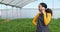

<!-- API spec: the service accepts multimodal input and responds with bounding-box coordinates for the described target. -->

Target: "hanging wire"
[16,7,17,18]
[12,7,13,19]
[19,8,21,18]
[0,5,2,18]
[6,5,7,19]
[19,7,22,18]
[16,7,18,18]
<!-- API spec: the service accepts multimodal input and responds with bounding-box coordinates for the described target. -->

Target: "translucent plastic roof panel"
[16,0,36,7]
[0,0,36,8]
[10,0,23,5]
[0,0,2,2]
[16,0,28,6]
[18,0,35,7]
[2,0,13,4]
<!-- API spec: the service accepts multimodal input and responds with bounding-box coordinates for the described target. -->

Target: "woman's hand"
[42,7,45,14]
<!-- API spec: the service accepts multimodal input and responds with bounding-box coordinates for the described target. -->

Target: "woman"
[32,3,52,32]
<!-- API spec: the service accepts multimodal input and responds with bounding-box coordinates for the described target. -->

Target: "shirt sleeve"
[43,12,52,26]
[32,13,40,26]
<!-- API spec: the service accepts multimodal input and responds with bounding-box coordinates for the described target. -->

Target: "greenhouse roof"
[0,0,36,8]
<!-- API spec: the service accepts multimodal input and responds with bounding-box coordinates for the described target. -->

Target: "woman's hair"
[46,8,52,16]
[40,3,47,8]
[40,3,52,16]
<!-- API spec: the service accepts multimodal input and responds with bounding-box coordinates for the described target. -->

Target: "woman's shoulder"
[36,12,40,16]
[47,13,51,14]
[47,13,52,16]
[37,12,40,15]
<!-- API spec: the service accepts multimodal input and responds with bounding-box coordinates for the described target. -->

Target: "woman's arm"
[32,13,40,26]
[43,12,51,26]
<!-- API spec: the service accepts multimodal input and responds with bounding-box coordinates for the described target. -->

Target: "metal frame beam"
[8,0,14,4]
[14,0,23,5]
[0,2,21,8]
[1,0,4,2]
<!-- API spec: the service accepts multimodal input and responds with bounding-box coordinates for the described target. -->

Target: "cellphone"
[42,7,45,10]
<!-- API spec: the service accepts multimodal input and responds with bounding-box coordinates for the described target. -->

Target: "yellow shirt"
[32,12,51,26]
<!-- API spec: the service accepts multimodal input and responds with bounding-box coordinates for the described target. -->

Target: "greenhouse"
[0,0,60,32]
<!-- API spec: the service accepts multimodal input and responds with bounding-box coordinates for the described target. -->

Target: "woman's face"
[38,4,43,12]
